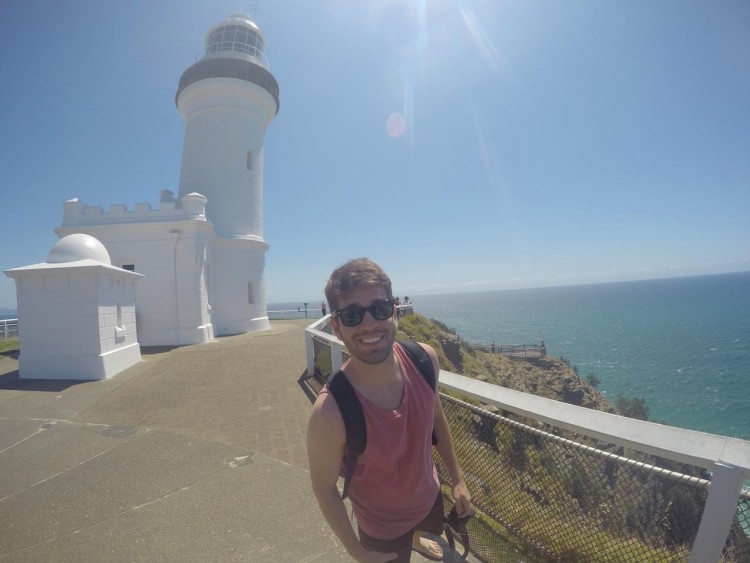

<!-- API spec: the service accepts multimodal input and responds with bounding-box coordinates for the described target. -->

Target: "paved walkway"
[0,320,472,562]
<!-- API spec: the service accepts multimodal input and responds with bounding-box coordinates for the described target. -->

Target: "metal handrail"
[1,318,18,339]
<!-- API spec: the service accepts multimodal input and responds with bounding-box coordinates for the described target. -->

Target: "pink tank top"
[342,343,440,539]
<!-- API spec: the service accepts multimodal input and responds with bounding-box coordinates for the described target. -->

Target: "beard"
[344,321,397,366]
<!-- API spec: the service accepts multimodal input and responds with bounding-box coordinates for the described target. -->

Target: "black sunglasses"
[332,299,395,327]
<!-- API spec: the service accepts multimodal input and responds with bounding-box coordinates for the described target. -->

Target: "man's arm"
[421,344,472,516]
[307,392,396,562]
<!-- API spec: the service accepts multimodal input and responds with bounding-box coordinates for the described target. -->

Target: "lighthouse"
[176,13,280,335]
[49,14,280,346]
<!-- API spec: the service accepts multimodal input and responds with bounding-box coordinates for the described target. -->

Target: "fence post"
[331,341,344,374]
[688,462,744,563]
[305,331,315,378]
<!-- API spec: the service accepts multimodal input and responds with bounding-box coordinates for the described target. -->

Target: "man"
[307,258,471,562]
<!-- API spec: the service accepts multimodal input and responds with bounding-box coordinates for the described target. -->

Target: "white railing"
[397,304,414,317]
[1,319,18,339]
[271,304,412,322]
[268,309,314,320]
[304,316,750,562]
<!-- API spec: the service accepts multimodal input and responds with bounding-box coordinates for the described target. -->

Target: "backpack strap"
[327,340,439,499]
[396,339,436,392]
[397,339,439,445]
[327,369,365,500]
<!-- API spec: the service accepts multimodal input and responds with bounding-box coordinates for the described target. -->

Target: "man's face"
[331,285,397,366]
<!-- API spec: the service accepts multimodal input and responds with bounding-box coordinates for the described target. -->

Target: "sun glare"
[459,5,501,72]
[370,0,510,149]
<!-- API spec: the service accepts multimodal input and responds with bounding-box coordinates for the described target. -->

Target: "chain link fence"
[437,394,750,562]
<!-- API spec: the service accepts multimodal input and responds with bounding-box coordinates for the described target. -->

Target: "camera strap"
[444,505,471,559]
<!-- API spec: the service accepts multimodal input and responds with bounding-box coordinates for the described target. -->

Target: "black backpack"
[326,339,437,499]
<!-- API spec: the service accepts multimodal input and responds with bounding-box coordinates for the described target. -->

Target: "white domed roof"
[47,234,112,265]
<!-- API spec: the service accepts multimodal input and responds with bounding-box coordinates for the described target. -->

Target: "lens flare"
[386,112,406,138]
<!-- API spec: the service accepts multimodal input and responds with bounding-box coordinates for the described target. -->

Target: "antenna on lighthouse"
[239,4,259,18]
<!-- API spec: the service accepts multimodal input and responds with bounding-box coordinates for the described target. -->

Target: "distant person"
[307,258,471,562]
[321,301,327,316]
[404,296,410,306]
[394,296,401,319]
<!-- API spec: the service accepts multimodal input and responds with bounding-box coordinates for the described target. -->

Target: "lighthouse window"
[246,151,254,170]
[248,281,255,304]
[206,25,264,60]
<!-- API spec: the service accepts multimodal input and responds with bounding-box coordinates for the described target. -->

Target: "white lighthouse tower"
[176,13,279,335]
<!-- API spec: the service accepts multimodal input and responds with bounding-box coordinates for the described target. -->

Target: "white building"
[54,13,280,347]
[5,234,143,380]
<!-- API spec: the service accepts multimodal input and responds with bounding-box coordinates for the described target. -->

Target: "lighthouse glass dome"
[204,14,269,68]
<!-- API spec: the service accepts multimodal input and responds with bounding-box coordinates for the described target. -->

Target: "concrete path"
[0,320,472,562]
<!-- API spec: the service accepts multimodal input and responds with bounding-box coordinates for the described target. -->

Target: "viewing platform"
[470,341,546,359]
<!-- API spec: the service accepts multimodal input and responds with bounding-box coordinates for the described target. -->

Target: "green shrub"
[615,394,650,421]
[586,373,601,387]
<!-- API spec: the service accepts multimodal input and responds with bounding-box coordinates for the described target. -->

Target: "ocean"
[409,271,750,441]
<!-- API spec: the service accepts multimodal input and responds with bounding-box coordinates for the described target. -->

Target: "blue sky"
[1,0,748,309]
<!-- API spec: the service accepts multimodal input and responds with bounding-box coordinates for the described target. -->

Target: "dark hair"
[324,258,393,312]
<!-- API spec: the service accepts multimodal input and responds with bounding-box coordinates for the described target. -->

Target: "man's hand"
[452,479,472,517]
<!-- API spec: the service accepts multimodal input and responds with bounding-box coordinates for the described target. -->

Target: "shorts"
[357,491,444,562]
